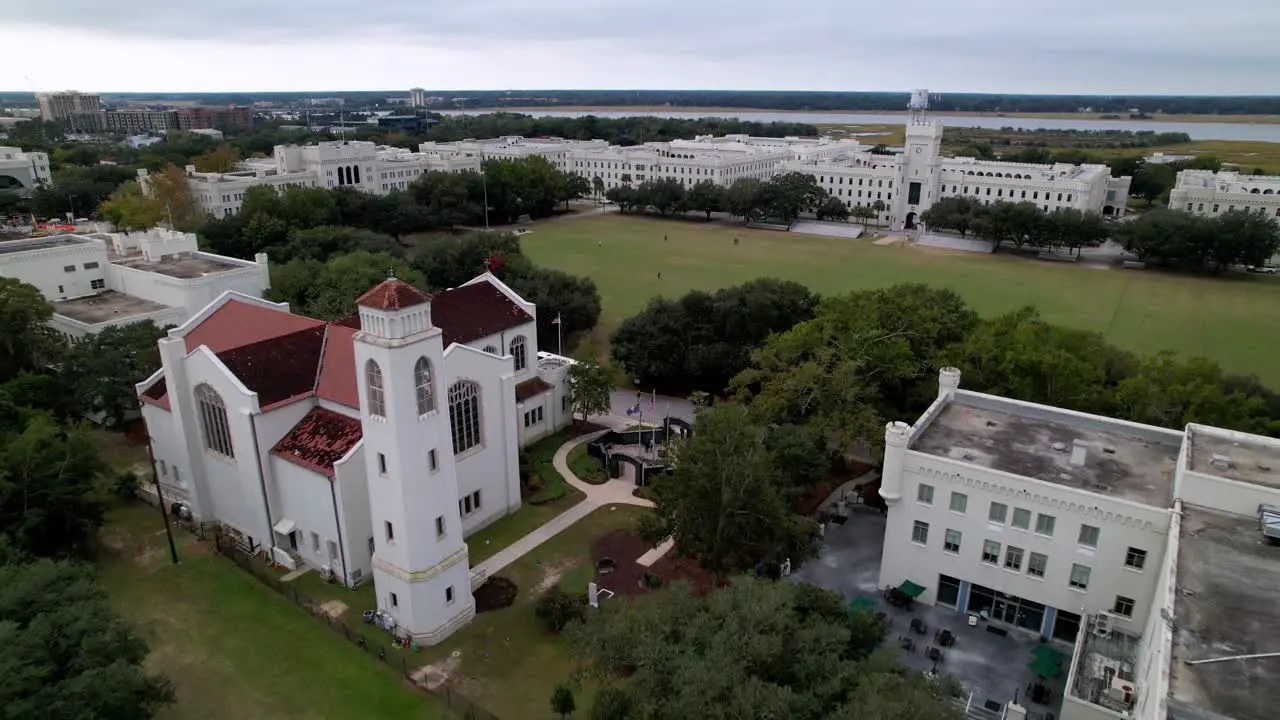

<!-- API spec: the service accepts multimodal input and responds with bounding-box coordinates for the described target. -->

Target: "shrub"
[642,572,663,589]
[112,471,139,500]
[474,576,518,613]
[525,474,544,493]
[535,587,587,633]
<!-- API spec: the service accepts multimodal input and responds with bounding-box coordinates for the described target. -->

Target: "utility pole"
[482,168,490,229]
[142,418,179,565]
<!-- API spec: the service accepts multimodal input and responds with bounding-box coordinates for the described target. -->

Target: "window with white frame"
[365,359,386,417]
[1078,524,1100,548]
[1113,596,1135,617]
[949,492,968,513]
[449,380,482,454]
[1004,545,1024,571]
[982,540,1001,564]
[1027,552,1047,578]
[1125,547,1147,570]
[194,383,234,457]
[1035,513,1056,536]
[1011,507,1031,530]
[482,345,498,354]
[917,483,934,504]
[414,357,435,414]
[988,502,1007,524]
[944,529,961,553]
[510,335,527,371]
[911,520,929,545]
[1069,563,1091,590]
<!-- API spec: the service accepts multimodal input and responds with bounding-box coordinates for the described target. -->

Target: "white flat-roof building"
[419,136,610,173]
[1169,170,1280,224]
[0,228,269,339]
[876,367,1280,720]
[0,146,51,196]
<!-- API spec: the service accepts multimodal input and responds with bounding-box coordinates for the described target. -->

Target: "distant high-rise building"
[35,91,102,121]
[410,88,427,108]
[175,105,253,131]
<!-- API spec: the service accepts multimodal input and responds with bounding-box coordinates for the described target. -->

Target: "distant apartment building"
[101,110,180,134]
[409,88,427,107]
[1169,170,1280,224]
[36,91,102,121]
[0,228,269,339]
[0,146,52,196]
[175,105,253,131]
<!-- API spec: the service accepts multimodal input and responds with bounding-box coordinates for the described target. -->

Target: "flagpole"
[557,315,563,357]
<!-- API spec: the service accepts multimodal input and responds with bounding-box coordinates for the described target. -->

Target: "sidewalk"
[472,431,656,577]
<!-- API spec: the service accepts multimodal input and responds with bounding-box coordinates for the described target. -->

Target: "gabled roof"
[356,278,432,311]
[183,298,325,354]
[515,377,553,402]
[217,326,327,409]
[270,407,363,478]
[432,281,534,346]
[316,324,358,408]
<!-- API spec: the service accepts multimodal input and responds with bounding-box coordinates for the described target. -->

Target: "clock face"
[914,146,922,154]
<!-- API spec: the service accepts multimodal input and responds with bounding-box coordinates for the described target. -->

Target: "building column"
[956,580,970,615]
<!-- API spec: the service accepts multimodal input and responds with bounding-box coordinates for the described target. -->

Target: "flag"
[551,314,561,325]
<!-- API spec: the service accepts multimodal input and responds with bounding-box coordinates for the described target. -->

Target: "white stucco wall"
[269,454,346,570]
[334,444,373,585]
[0,240,108,300]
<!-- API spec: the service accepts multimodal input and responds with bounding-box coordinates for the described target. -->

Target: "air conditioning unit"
[1107,679,1135,706]
[1094,613,1113,637]
[320,565,334,581]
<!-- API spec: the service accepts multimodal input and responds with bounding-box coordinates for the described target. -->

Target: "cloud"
[2,0,1278,93]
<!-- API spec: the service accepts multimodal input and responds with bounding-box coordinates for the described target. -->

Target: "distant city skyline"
[2,0,1278,95]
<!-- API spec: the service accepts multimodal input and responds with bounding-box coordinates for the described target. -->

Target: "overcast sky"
[2,0,1278,95]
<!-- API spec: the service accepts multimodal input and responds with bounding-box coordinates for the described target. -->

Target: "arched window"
[365,359,386,417]
[1251,188,1260,194]
[414,357,435,415]
[482,345,498,354]
[509,335,527,372]
[354,165,361,184]
[1265,189,1275,195]
[449,381,482,454]
[195,384,234,457]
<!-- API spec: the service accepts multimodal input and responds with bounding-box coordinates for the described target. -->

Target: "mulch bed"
[590,530,716,599]
[795,462,879,516]
[474,576,518,613]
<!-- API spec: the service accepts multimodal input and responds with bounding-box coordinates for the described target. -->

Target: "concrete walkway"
[472,430,657,577]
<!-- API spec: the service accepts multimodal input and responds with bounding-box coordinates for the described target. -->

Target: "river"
[437,109,1280,143]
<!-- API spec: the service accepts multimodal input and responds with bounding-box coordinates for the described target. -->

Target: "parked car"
[1247,266,1279,275]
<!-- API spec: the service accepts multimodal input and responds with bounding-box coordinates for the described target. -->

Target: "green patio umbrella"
[1032,643,1066,664]
[896,580,926,598]
[1029,653,1064,680]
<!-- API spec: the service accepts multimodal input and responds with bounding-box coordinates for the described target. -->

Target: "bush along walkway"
[473,431,655,577]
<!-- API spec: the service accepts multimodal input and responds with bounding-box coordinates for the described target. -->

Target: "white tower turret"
[878,421,913,505]
[354,277,475,644]
[900,88,943,230]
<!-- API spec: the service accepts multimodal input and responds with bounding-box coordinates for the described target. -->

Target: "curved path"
[473,430,659,577]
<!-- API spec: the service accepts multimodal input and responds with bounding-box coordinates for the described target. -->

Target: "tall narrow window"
[449,380,482,454]
[414,357,435,414]
[509,335,527,372]
[194,384,234,457]
[353,165,361,184]
[365,359,386,417]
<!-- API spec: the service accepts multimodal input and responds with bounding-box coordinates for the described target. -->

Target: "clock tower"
[900,89,943,229]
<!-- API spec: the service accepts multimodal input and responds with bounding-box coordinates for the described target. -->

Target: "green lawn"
[567,442,607,484]
[521,213,1280,386]
[96,503,447,720]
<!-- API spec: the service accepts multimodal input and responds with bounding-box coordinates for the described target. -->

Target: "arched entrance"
[904,212,918,230]
[1102,205,1115,217]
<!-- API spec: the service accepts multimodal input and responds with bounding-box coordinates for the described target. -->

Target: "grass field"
[521,213,1280,386]
[97,503,447,720]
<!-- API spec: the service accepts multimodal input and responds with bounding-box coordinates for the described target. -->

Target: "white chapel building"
[136,273,573,642]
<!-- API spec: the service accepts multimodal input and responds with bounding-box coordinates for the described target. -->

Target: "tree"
[639,405,815,580]
[0,278,58,381]
[191,144,241,173]
[815,196,850,222]
[1209,208,1280,272]
[766,172,826,223]
[410,231,530,290]
[278,184,340,229]
[0,413,107,558]
[0,559,174,720]
[725,178,766,221]
[636,179,685,216]
[267,252,424,320]
[591,175,606,203]
[869,199,888,228]
[851,204,877,227]
[409,171,481,230]
[550,683,577,719]
[920,196,982,238]
[1113,208,1279,272]
[564,174,591,208]
[611,278,818,394]
[270,226,401,264]
[144,164,201,230]
[568,577,955,720]
[567,362,613,424]
[98,180,161,231]
[684,180,726,220]
[62,321,166,426]
[1130,161,1176,206]
[765,424,834,499]
[604,185,640,213]
[1114,352,1273,434]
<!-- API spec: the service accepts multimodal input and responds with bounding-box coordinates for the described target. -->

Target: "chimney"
[1070,440,1088,467]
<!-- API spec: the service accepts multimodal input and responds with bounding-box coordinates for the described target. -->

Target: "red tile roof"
[184,299,324,355]
[270,407,363,477]
[140,376,170,410]
[355,279,432,311]
[433,282,533,346]
[316,324,358,409]
[217,326,327,409]
[515,377,553,402]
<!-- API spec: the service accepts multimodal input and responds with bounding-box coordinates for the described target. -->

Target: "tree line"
[606,172,885,226]
[920,197,1111,252]
[0,276,174,719]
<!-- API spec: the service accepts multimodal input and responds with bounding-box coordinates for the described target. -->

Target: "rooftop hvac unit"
[1260,504,1280,542]
[1107,678,1135,706]
[1093,613,1113,638]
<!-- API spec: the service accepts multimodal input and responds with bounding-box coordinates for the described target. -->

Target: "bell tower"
[900,89,943,229]
[353,277,475,644]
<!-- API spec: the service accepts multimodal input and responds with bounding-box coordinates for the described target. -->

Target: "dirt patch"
[317,600,348,619]
[411,651,462,690]
[590,529,715,599]
[534,560,574,593]
[473,576,518,613]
